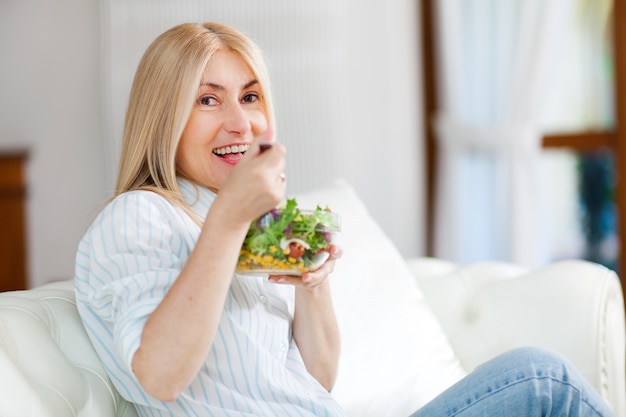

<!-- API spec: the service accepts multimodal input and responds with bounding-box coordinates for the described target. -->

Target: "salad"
[236,199,341,275]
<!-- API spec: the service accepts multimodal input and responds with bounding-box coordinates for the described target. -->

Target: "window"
[420,0,625,298]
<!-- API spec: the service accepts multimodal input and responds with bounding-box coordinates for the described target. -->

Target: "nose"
[222,103,251,136]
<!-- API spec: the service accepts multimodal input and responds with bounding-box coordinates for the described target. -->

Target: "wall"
[0,0,109,287]
[0,0,425,287]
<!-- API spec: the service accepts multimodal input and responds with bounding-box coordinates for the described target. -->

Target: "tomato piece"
[288,241,306,259]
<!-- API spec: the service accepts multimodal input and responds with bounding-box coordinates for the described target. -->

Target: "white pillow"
[293,179,467,417]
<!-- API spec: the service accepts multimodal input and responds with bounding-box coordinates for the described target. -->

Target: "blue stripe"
[206,355,226,408]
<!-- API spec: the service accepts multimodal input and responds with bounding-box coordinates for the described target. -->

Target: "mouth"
[212,144,250,161]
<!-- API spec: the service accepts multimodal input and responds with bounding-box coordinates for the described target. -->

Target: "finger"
[267,275,296,285]
[304,258,336,281]
[328,245,343,260]
[268,271,322,287]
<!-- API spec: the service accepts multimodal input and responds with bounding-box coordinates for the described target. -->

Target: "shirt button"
[279,342,286,352]
[259,295,267,304]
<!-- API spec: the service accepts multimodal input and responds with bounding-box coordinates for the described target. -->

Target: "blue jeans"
[409,347,616,417]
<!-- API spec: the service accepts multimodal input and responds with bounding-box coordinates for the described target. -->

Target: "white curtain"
[432,0,567,267]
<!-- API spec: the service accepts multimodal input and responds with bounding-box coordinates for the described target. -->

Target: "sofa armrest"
[0,280,139,417]
[407,258,626,417]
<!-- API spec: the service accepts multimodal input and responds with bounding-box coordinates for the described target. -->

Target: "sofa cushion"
[294,179,467,417]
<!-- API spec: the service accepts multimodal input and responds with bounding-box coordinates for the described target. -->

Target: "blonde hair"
[115,22,274,212]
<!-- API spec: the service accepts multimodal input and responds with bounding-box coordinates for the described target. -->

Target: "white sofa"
[0,180,624,417]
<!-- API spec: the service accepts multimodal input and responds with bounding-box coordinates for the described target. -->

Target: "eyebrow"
[200,79,259,91]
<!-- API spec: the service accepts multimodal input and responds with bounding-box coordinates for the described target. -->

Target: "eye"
[197,95,218,106]
[242,93,260,104]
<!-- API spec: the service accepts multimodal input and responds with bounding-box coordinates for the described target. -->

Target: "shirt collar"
[177,177,216,219]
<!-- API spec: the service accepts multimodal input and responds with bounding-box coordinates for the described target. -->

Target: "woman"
[75,21,343,416]
[75,21,615,417]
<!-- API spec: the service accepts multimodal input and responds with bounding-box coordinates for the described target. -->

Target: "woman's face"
[177,49,269,192]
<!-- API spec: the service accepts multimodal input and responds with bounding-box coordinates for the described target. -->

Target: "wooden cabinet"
[0,151,28,291]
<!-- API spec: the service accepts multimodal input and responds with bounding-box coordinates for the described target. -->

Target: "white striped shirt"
[74,178,345,417]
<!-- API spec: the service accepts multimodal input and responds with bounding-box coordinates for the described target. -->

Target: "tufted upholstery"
[408,258,626,417]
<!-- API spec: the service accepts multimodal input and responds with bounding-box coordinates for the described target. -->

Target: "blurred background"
[0,0,619,289]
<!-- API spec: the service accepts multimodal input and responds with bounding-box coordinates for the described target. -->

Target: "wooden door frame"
[420,0,626,300]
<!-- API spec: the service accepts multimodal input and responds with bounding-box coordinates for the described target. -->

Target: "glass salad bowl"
[236,199,341,276]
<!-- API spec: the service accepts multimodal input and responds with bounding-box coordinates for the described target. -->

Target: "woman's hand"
[217,129,287,225]
[268,244,343,289]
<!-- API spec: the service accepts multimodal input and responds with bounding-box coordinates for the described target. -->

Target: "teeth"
[213,144,250,155]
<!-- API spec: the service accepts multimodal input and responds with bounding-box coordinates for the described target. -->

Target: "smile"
[212,144,250,156]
